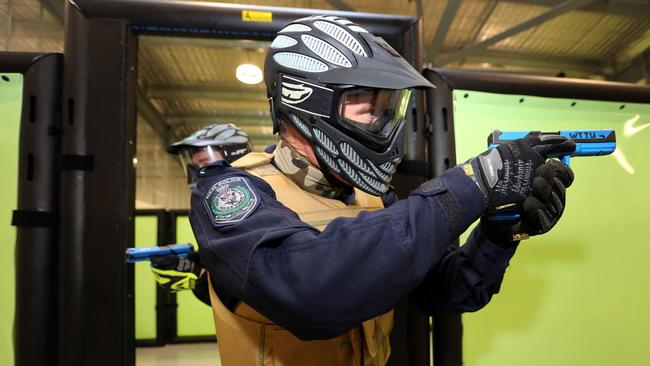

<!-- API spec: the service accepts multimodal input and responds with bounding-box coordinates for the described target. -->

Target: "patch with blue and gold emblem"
[203,176,259,226]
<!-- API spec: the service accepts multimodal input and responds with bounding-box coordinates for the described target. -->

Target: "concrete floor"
[137,343,221,366]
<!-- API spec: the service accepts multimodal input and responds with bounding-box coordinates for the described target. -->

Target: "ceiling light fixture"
[236,64,263,85]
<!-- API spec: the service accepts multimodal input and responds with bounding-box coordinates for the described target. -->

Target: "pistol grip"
[561,155,571,166]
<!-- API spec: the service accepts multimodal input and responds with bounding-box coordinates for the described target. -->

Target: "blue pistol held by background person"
[488,129,616,222]
[125,243,193,263]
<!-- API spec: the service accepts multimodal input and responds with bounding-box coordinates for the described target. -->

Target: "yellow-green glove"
[150,252,202,292]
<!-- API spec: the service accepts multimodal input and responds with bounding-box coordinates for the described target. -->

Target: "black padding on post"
[60,154,94,171]
[12,210,57,228]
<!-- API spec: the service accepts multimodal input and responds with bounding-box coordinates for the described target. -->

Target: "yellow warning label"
[242,10,273,23]
[512,233,530,241]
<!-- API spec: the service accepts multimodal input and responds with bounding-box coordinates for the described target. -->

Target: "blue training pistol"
[125,243,194,263]
[487,129,616,221]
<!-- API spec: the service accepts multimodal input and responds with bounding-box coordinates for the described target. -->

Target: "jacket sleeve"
[189,161,512,340]
[412,225,517,314]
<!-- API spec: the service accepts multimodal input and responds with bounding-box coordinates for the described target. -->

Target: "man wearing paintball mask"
[189,15,575,365]
[149,123,252,304]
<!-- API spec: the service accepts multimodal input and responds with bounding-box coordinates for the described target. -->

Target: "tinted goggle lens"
[338,88,412,139]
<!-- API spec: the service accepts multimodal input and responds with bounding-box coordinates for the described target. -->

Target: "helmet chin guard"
[283,109,403,196]
[265,15,434,196]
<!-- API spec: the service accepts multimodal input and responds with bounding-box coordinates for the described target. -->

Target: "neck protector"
[273,138,345,199]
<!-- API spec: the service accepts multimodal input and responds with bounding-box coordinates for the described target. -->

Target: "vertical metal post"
[403,18,427,162]
[13,53,62,366]
[387,19,431,366]
[424,69,462,366]
[58,6,88,364]
[60,2,137,365]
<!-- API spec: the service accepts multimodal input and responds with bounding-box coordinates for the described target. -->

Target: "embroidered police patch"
[203,176,259,226]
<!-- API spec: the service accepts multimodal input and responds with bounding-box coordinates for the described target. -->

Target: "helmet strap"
[269,97,281,135]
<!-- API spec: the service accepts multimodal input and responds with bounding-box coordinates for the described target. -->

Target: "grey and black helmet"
[168,123,253,186]
[264,15,434,196]
[168,123,252,162]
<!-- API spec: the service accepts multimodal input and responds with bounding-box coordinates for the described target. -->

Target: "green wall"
[134,216,159,340]
[1,73,23,366]
[175,215,215,337]
[133,214,215,340]
[455,91,650,365]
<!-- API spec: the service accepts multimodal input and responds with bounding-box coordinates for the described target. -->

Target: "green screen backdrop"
[134,216,159,340]
[455,90,650,366]
[1,73,23,366]
[175,215,215,337]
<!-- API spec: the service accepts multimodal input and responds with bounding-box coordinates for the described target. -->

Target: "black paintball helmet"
[168,123,253,185]
[264,15,434,196]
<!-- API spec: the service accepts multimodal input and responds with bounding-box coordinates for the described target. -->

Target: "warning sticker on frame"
[242,10,273,23]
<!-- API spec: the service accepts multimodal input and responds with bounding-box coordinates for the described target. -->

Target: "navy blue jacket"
[189,161,517,340]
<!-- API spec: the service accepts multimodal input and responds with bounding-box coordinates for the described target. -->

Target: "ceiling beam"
[438,0,600,66]
[426,0,462,64]
[167,117,272,126]
[465,0,499,47]
[183,124,273,136]
[325,0,355,12]
[166,112,272,126]
[606,0,650,20]
[166,110,270,118]
[441,47,610,76]
[39,0,64,23]
[144,85,268,102]
[137,91,178,145]
[611,47,650,84]
[502,0,650,20]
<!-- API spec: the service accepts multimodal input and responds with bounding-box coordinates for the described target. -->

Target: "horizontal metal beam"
[439,0,599,65]
[503,0,650,20]
[144,85,268,102]
[72,0,416,39]
[426,0,462,63]
[428,67,650,103]
[140,35,270,50]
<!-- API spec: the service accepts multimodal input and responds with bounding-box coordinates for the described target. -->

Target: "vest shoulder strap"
[232,152,273,170]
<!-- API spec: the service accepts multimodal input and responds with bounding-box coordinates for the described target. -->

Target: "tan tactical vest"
[207,152,394,366]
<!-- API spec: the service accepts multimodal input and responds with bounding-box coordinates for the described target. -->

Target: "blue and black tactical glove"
[461,134,576,211]
[150,252,202,293]
[480,159,575,244]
